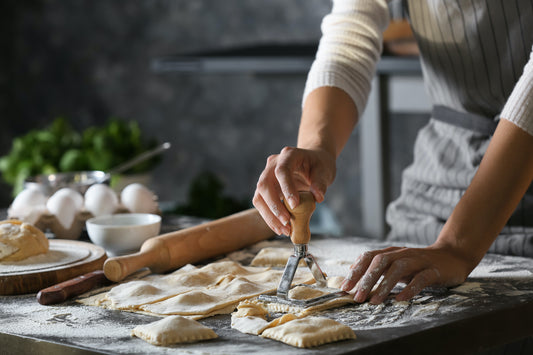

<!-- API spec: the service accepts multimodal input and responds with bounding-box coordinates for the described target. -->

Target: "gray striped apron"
[385,0,533,257]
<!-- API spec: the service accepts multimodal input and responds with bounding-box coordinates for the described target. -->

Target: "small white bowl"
[86,213,161,256]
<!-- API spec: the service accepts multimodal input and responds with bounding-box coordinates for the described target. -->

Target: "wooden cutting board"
[0,239,106,295]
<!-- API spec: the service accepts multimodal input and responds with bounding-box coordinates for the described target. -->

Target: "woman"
[253,0,533,304]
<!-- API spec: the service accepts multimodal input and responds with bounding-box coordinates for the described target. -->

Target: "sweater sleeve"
[500,46,533,136]
[302,0,390,116]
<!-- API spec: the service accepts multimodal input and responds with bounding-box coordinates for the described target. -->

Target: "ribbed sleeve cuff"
[500,49,533,136]
[303,61,371,116]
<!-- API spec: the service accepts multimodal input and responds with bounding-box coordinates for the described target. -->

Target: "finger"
[255,157,291,234]
[341,247,404,292]
[308,166,332,204]
[370,258,416,304]
[309,184,326,204]
[353,253,393,303]
[395,268,441,302]
[341,251,374,292]
[252,192,287,236]
[256,178,290,229]
[274,147,301,209]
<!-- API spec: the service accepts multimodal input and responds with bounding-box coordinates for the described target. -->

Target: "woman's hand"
[340,244,474,304]
[253,146,336,236]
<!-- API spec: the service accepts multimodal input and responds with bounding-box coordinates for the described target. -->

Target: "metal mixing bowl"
[24,170,110,196]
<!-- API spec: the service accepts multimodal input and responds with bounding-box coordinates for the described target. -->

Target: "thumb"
[309,181,328,203]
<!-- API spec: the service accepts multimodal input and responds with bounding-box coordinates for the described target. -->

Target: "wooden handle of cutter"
[103,208,274,282]
[284,191,316,244]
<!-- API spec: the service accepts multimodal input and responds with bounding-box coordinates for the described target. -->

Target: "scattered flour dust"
[248,238,533,330]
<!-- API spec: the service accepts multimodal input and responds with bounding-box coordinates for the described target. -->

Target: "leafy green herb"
[173,171,250,219]
[0,117,160,195]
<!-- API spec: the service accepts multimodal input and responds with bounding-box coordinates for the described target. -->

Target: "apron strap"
[432,105,498,136]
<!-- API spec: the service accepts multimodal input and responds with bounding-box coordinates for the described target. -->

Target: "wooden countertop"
[1,236,532,354]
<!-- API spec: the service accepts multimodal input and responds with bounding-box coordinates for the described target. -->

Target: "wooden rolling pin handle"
[103,246,165,282]
[284,191,316,245]
[104,208,274,282]
[36,270,111,305]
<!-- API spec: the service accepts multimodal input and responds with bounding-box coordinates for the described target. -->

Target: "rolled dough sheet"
[80,260,314,319]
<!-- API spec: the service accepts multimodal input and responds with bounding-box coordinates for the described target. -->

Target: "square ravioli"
[261,316,356,348]
[131,315,217,346]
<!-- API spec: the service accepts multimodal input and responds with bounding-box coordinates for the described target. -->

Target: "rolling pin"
[104,208,275,282]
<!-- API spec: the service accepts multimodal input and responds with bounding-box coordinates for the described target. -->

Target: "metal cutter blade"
[258,244,347,307]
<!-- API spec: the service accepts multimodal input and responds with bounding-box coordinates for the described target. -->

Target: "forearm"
[297,87,358,158]
[434,119,533,268]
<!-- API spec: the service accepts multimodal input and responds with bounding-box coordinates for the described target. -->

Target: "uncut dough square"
[131,315,217,346]
[261,316,356,348]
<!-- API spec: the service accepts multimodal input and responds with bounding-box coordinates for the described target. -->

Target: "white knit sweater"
[303,0,533,137]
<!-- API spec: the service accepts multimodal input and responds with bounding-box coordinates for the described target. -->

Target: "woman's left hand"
[340,245,474,304]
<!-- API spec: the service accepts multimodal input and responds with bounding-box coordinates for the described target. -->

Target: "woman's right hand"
[253,146,336,236]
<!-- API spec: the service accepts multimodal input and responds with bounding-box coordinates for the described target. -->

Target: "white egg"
[46,191,78,229]
[84,184,119,217]
[120,183,158,214]
[52,188,84,211]
[9,188,47,216]
[8,188,48,224]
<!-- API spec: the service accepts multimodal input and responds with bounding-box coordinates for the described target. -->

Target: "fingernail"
[354,290,365,303]
[280,215,289,226]
[287,194,297,209]
[340,280,351,292]
[369,296,382,305]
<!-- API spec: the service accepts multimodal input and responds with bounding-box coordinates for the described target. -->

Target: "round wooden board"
[0,239,107,295]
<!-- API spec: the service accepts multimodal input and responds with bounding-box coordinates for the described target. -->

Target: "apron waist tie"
[432,105,498,136]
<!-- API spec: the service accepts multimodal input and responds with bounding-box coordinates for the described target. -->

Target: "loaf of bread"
[0,220,49,262]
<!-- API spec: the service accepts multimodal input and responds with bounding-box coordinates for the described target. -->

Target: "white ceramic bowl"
[86,213,161,256]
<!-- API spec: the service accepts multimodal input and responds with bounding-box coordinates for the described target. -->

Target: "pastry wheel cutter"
[258,192,347,308]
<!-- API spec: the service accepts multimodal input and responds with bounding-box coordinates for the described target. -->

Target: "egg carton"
[8,183,161,240]
[8,205,161,240]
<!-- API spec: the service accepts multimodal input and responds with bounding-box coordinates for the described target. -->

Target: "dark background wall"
[0,0,428,236]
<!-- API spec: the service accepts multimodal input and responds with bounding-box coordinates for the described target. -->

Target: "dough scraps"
[80,260,314,319]
[231,276,357,347]
[250,247,305,267]
[260,276,355,317]
[0,220,48,262]
[230,300,299,335]
[131,315,217,346]
[261,316,356,348]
